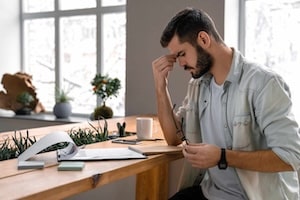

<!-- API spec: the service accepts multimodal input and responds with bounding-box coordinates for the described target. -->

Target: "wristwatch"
[218,148,228,170]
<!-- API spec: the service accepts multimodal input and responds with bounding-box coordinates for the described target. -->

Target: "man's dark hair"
[160,8,223,47]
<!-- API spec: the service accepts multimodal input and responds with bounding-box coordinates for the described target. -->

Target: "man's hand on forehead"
[163,54,177,63]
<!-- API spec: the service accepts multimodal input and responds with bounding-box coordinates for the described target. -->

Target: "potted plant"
[15,91,34,115]
[53,89,73,118]
[91,74,121,119]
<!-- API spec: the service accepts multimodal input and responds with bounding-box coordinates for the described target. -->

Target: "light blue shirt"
[176,49,300,200]
[201,78,248,200]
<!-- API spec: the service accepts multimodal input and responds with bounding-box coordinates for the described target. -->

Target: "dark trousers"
[169,186,208,200]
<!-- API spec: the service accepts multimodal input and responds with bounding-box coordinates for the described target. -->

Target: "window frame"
[19,0,126,116]
[238,0,246,55]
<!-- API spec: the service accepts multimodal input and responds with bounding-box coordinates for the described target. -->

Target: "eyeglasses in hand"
[172,104,189,145]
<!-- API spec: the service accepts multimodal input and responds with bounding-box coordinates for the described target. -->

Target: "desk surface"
[0,115,183,200]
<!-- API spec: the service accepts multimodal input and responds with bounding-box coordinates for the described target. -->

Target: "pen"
[112,139,141,145]
[136,138,164,141]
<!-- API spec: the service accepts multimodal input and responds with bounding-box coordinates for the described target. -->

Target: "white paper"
[18,131,78,162]
[17,131,146,168]
[57,148,147,161]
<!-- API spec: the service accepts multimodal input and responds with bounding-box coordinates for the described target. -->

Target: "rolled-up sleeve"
[255,75,300,171]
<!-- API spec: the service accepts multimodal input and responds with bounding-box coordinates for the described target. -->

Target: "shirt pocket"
[232,115,252,150]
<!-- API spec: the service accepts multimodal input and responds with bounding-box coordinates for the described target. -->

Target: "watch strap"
[218,148,228,170]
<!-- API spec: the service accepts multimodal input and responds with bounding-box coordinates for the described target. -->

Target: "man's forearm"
[156,88,181,146]
[227,149,293,172]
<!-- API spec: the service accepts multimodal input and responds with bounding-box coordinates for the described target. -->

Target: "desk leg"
[136,163,168,200]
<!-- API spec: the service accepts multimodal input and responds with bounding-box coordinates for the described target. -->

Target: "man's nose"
[177,57,186,67]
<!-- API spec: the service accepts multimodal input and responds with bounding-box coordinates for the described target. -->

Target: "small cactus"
[117,122,126,137]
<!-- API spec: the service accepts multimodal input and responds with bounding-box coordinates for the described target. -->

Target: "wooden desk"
[0,116,183,200]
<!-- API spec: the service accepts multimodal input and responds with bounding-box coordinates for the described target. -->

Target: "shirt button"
[224,124,228,128]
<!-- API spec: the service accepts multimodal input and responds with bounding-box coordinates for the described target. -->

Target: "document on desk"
[57,147,147,161]
[17,131,146,169]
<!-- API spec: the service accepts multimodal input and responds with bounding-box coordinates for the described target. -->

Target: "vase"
[53,102,72,118]
[94,103,113,119]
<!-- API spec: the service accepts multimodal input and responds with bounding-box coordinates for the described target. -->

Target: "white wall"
[126,0,225,116]
[0,0,20,91]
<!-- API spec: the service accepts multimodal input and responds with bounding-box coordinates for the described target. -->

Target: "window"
[242,0,300,122]
[21,0,126,116]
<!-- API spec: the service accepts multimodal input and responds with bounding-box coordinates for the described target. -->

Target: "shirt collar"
[225,48,244,84]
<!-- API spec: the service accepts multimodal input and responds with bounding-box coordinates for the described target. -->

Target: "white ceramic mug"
[136,117,153,140]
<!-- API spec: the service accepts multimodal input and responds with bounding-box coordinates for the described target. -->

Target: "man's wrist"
[218,148,228,170]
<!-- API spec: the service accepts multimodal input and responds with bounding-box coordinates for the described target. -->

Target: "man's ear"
[197,31,211,48]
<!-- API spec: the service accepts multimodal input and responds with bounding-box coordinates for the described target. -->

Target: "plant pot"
[94,104,113,119]
[53,102,72,118]
[15,107,32,115]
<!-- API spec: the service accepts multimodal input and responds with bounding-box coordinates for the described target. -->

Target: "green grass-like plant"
[0,139,17,160]
[0,118,110,161]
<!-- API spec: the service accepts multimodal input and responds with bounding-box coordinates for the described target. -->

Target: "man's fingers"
[153,54,177,67]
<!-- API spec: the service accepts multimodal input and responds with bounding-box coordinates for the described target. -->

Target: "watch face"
[218,162,227,169]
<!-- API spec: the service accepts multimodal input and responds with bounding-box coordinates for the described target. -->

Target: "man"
[152,8,300,200]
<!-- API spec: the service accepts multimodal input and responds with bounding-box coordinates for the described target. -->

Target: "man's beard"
[184,45,213,79]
